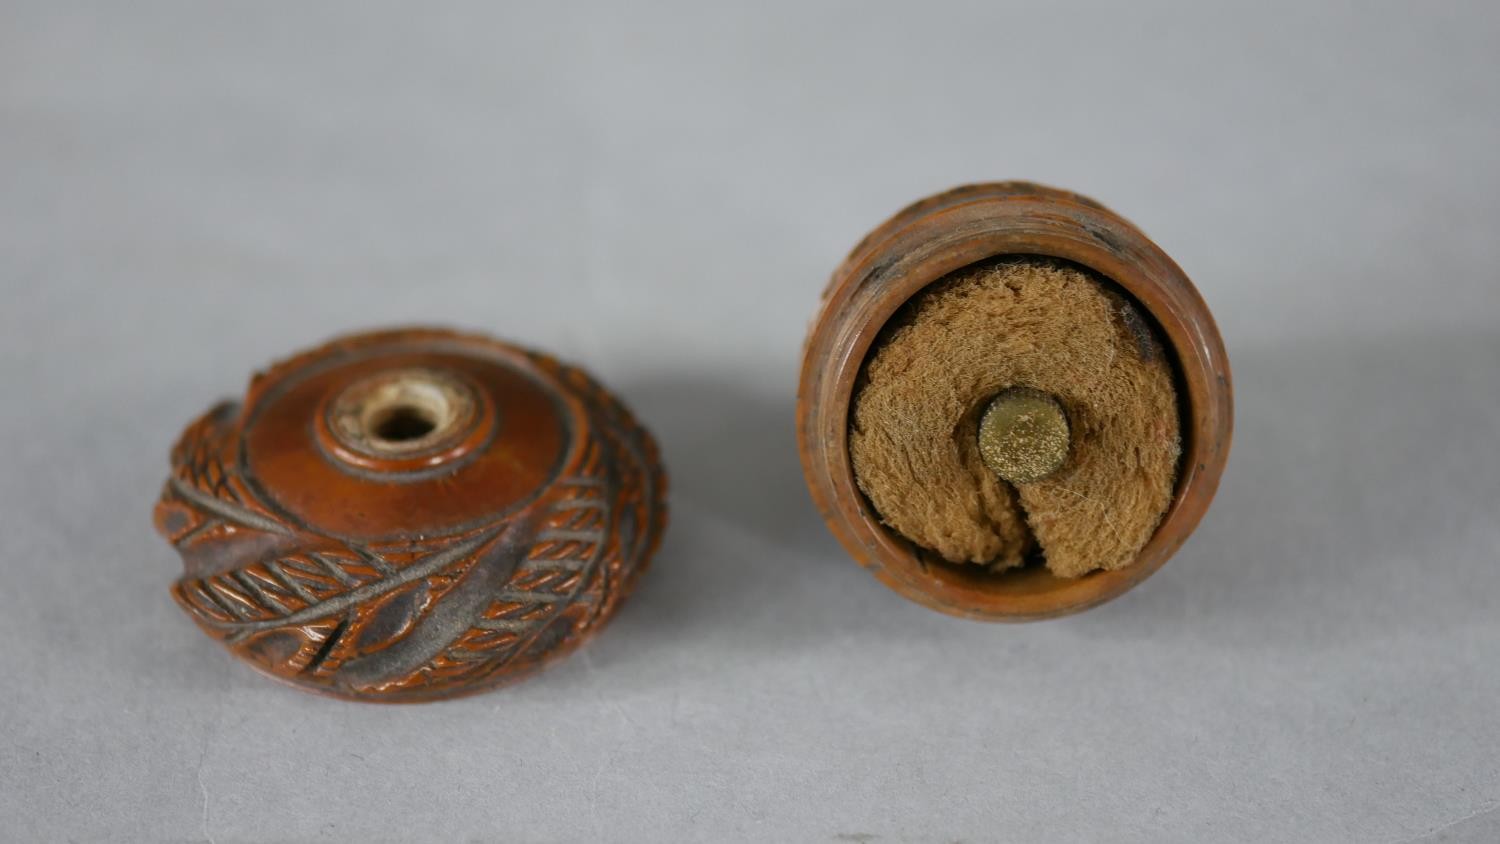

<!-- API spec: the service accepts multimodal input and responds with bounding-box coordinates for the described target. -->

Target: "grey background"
[2,2,1497,842]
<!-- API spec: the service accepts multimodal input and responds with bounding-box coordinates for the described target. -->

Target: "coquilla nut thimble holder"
[154,328,667,702]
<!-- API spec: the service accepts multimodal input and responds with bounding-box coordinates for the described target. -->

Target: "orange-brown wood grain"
[154,328,667,701]
[797,183,1232,621]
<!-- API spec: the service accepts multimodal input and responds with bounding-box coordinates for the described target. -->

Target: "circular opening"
[322,367,485,468]
[839,262,1201,619]
[799,185,1232,622]
[847,255,1182,589]
[369,404,439,443]
[352,377,455,451]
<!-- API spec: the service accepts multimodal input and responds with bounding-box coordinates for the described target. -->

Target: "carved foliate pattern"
[154,333,666,702]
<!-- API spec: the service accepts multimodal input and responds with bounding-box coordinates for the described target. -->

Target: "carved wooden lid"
[154,328,667,701]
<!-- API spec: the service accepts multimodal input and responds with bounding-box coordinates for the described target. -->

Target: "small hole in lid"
[370,404,438,443]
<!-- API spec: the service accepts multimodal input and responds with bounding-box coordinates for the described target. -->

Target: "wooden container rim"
[797,182,1233,621]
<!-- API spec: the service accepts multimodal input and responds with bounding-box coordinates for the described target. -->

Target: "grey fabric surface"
[2,2,1498,842]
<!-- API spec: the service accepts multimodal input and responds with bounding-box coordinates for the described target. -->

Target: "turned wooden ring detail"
[797,182,1232,621]
[315,366,496,478]
[154,328,667,701]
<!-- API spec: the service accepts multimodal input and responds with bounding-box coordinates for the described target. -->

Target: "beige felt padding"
[848,257,1181,578]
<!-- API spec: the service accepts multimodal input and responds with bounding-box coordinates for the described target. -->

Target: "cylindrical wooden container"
[798,183,1231,621]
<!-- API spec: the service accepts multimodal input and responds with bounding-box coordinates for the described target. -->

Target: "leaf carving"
[160,337,666,699]
[172,528,501,646]
[380,442,616,691]
[156,401,292,548]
